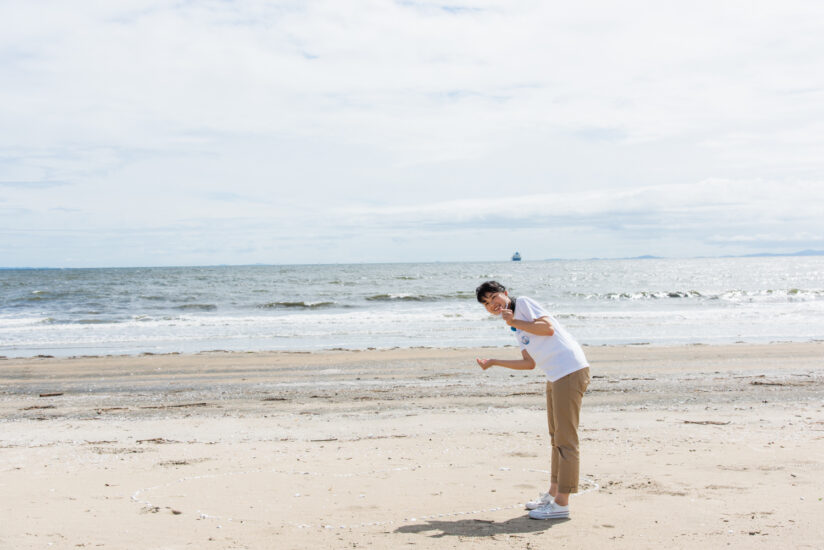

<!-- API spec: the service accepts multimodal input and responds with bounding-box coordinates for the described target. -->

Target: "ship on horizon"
[511,251,521,261]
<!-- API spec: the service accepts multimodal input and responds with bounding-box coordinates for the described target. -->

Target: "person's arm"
[476,349,536,371]
[501,309,554,336]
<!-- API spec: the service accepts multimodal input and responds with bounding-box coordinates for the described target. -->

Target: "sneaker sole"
[528,511,569,520]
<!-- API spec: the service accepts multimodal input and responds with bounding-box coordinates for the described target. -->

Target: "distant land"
[560,250,824,261]
[654,249,824,259]
[572,254,664,261]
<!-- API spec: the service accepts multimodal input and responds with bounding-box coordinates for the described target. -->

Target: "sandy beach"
[1,342,823,549]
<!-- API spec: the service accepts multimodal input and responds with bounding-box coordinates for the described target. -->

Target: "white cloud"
[347,178,819,217]
[1,1,823,265]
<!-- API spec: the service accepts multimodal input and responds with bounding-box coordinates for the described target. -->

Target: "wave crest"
[257,301,336,309]
[174,304,217,311]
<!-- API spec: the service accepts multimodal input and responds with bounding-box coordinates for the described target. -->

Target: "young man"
[475,280,590,520]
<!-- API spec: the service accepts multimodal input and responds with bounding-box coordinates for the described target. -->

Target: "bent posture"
[475,280,590,520]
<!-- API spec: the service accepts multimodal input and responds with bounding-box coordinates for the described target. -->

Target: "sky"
[1,1,823,267]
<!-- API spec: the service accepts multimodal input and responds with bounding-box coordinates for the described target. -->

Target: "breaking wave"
[257,301,337,309]
[569,289,824,302]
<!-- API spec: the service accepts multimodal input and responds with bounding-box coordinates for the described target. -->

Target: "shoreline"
[3,337,823,362]
[1,342,823,548]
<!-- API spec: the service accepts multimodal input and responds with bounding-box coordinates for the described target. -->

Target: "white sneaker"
[528,501,569,520]
[525,492,554,510]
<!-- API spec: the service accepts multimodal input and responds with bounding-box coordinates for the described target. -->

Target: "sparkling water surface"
[1,257,822,357]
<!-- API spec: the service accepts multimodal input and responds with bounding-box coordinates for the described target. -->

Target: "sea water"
[1,257,822,358]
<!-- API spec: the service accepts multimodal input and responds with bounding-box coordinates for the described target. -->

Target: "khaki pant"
[545,367,590,494]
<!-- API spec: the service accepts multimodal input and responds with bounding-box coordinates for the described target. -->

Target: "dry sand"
[1,343,823,549]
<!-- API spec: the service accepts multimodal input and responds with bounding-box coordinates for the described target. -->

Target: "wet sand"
[1,343,823,549]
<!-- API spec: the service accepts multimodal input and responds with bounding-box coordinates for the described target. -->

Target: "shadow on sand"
[394,514,569,538]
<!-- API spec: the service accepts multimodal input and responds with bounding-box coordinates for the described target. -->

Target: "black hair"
[475,280,507,303]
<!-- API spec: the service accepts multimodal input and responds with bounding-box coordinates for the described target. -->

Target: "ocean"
[1,257,822,358]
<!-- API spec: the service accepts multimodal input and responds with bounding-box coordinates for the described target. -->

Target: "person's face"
[481,291,510,315]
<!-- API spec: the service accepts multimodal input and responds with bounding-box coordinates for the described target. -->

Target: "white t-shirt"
[512,296,589,382]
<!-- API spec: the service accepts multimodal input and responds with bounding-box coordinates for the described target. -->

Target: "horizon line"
[2,249,823,270]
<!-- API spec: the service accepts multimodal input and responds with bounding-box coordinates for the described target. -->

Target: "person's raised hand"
[501,308,514,325]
